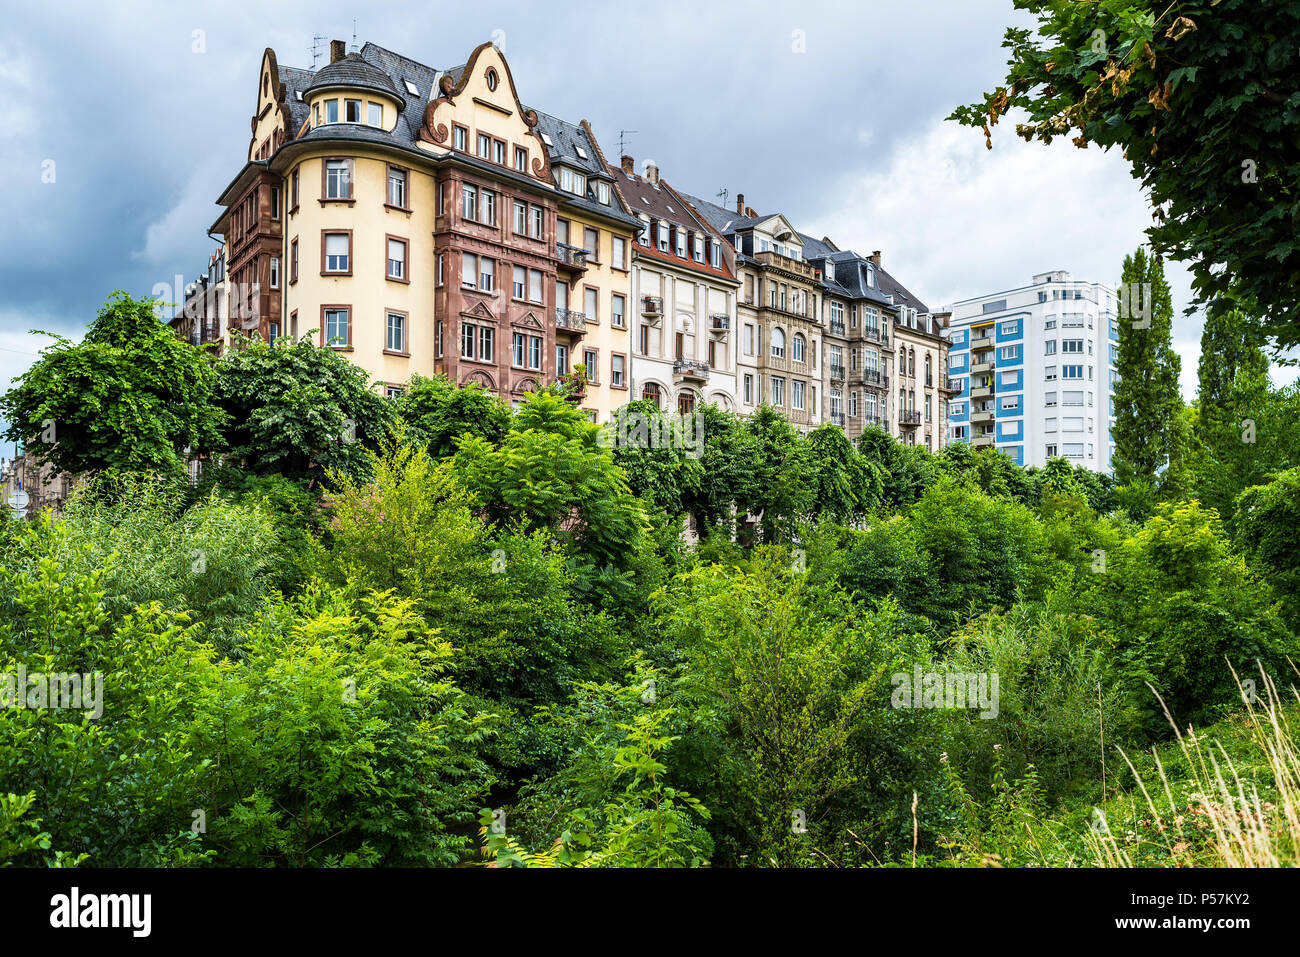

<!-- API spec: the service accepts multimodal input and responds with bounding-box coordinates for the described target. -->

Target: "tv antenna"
[716,188,729,207]
[311,35,328,68]
[616,129,638,155]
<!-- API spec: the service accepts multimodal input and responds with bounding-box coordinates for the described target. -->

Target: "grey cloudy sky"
[1,0,1293,406]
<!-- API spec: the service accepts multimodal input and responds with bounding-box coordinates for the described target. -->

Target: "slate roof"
[616,170,718,236]
[304,52,405,105]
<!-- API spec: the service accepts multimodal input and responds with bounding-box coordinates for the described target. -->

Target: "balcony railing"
[899,410,922,426]
[861,369,884,386]
[829,319,846,336]
[830,411,846,427]
[555,308,588,331]
[863,414,889,429]
[829,363,845,381]
[556,243,588,270]
[673,358,710,380]
[865,325,889,346]
[753,249,821,280]
[642,296,663,316]
[709,314,730,332]
[940,376,962,392]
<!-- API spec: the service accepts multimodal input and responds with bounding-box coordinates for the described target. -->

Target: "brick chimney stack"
[330,40,346,63]
[620,155,634,174]
[736,193,744,214]
[643,159,659,186]
[870,250,882,267]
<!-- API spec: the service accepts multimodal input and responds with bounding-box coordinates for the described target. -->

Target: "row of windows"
[318,306,409,352]
[441,322,628,387]
[450,124,530,175]
[639,221,723,268]
[313,97,385,129]
[558,220,628,270]
[1044,364,1093,381]
[739,373,815,410]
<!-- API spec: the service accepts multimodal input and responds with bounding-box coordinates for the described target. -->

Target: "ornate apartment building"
[205,39,639,417]
[179,34,953,446]
[683,195,825,429]
[612,158,739,414]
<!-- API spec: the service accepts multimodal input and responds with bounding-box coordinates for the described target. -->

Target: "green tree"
[454,392,648,568]
[1112,248,1182,500]
[803,423,882,525]
[0,292,224,479]
[739,405,813,543]
[952,0,1300,350]
[396,374,512,459]
[1234,467,1300,632]
[212,334,393,484]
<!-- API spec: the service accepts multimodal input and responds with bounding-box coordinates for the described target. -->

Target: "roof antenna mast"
[310,34,328,68]
[716,188,729,207]
[617,129,638,156]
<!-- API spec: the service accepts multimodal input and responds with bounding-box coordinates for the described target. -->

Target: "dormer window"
[825,260,835,281]
[558,167,586,196]
[597,181,610,205]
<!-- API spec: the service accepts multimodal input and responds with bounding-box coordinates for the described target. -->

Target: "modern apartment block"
[946,270,1119,471]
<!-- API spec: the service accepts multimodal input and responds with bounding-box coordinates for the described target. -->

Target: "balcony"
[971,335,994,351]
[970,384,994,400]
[899,410,922,427]
[830,411,846,427]
[709,314,730,333]
[865,325,889,346]
[641,296,663,322]
[972,360,994,374]
[829,319,846,337]
[753,249,821,281]
[972,432,995,448]
[829,363,845,382]
[673,358,710,382]
[556,242,588,275]
[555,308,588,336]
[863,414,889,430]
[940,376,962,393]
[971,410,995,425]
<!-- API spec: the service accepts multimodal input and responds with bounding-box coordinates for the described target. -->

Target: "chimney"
[745,206,756,218]
[870,250,881,267]
[736,193,744,214]
[643,159,659,186]
[330,40,346,63]
[620,155,634,174]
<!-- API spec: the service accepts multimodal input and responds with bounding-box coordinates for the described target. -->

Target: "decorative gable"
[418,42,551,182]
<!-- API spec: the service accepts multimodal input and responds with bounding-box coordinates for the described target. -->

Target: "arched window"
[642,382,663,409]
[677,390,696,414]
[899,351,906,373]
[771,327,786,358]
[792,334,806,362]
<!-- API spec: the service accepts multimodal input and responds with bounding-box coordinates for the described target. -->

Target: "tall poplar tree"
[1111,248,1181,494]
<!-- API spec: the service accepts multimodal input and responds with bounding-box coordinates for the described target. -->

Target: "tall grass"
[1087,663,1300,867]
